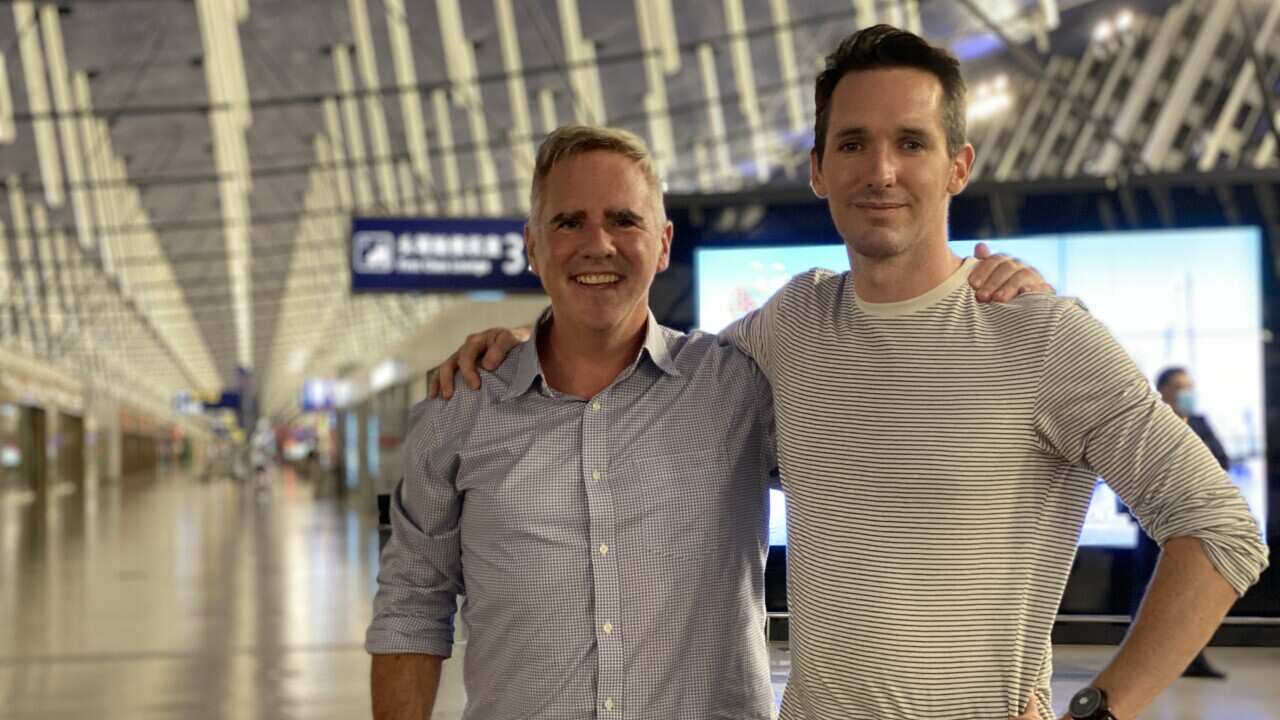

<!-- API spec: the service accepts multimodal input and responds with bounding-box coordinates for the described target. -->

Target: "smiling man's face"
[526,150,672,337]
[810,67,973,263]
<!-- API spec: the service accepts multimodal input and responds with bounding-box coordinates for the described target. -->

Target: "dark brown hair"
[813,24,967,163]
[1155,366,1188,391]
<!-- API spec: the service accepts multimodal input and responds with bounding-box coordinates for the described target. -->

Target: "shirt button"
[604,698,615,711]
[592,400,601,411]
[591,470,601,481]
[599,544,609,555]
[602,622,613,634]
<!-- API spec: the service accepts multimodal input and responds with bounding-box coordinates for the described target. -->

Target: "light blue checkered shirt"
[367,313,777,720]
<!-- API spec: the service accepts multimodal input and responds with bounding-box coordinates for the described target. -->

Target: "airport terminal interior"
[2,0,1280,717]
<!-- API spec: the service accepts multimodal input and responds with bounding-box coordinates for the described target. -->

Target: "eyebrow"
[832,126,935,140]
[547,210,586,225]
[604,208,645,224]
[547,208,646,226]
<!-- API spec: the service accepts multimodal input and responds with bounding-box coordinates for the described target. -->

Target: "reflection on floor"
[2,468,1277,719]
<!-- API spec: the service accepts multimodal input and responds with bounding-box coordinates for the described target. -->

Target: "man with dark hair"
[716,23,1266,720]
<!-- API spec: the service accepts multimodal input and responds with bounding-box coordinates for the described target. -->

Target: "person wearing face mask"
[1134,367,1231,679]
[1155,367,1230,470]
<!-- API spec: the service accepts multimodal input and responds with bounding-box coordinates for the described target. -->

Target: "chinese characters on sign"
[351,217,543,292]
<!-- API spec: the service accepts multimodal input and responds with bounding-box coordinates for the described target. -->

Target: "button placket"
[582,391,623,716]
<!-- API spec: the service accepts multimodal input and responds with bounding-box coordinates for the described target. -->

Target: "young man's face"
[810,67,973,262]
[526,150,672,336]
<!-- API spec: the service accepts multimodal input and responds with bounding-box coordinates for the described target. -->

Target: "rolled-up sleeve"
[1035,302,1269,596]
[366,401,463,656]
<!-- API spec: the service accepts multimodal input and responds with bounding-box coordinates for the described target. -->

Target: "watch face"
[1070,687,1104,718]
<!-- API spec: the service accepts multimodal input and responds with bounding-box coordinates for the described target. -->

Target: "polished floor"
[3,468,1278,719]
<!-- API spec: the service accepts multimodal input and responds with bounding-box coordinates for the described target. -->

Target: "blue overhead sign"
[299,379,335,412]
[351,216,543,293]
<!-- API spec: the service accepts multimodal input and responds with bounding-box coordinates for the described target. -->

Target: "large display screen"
[696,227,1267,548]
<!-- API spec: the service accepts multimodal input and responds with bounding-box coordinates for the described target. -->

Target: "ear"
[947,144,975,195]
[809,147,829,199]
[523,223,538,276]
[655,220,674,274]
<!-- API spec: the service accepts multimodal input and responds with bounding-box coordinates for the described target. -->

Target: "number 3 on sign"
[501,233,526,276]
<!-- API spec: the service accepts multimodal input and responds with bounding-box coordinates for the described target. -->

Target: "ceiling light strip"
[384,0,435,213]
[437,0,501,216]
[12,2,64,207]
[395,158,419,214]
[555,0,603,123]
[349,0,399,210]
[0,54,15,143]
[723,0,770,183]
[538,88,557,134]
[6,176,46,354]
[697,44,735,187]
[635,0,677,177]
[71,73,114,272]
[333,44,374,210]
[693,139,712,191]
[651,0,681,74]
[28,203,64,342]
[106,150,132,295]
[852,0,877,27]
[0,216,8,314]
[320,99,354,209]
[768,0,805,133]
[495,0,534,210]
[431,88,463,216]
[38,6,94,252]
[195,0,253,370]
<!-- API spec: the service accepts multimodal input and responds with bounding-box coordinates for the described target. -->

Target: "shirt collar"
[501,309,680,402]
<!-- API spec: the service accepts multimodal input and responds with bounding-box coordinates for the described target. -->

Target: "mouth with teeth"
[573,273,622,286]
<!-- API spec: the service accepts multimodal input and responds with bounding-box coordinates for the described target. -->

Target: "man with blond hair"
[367,125,780,720]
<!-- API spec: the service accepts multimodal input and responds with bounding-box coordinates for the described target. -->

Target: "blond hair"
[529,125,666,226]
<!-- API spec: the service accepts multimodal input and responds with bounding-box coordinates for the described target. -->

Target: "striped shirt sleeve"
[1034,301,1269,596]
[719,269,831,373]
[366,400,464,656]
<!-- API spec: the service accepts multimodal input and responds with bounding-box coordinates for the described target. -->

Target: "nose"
[579,221,618,259]
[864,143,896,189]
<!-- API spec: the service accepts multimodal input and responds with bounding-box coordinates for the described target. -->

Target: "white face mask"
[1175,389,1197,417]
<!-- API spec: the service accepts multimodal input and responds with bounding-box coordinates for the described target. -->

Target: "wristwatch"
[1068,686,1118,720]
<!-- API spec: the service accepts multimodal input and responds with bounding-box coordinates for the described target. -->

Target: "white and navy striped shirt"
[368,313,778,719]
[722,257,1268,719]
